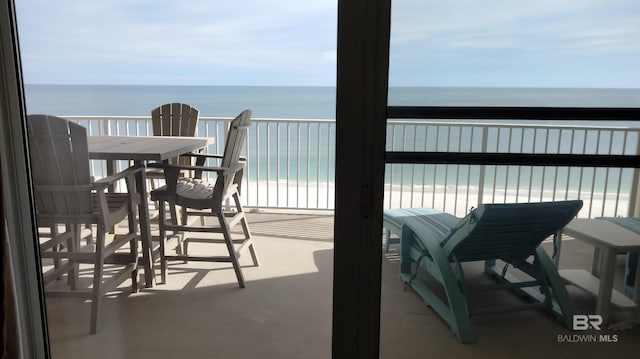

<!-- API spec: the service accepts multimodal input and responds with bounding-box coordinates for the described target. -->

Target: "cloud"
[16,0,337,85]
[558,27,640,54]
[15,0,639,87]
[388,0,640,87]
[391,0,638,51]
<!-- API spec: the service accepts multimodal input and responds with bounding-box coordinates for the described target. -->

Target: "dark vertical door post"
[333,0,391,357]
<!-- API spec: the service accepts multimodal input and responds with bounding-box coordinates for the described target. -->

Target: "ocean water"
[24,84,640,121]
[23,85,640,211]
[24,84,337,119]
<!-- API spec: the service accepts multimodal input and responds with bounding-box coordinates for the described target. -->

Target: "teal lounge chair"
[384,200,582,343]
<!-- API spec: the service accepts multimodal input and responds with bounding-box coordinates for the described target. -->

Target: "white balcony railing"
[67,116,640,218]
[386,121,640,218]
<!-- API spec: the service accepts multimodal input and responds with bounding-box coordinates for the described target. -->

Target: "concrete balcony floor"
[44,212,640,358]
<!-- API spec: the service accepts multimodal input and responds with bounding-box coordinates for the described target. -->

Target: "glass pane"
[388,0,640,107]
[16,1,336,357]
[381,1,640,356]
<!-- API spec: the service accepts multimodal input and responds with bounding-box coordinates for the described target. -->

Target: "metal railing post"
[477,126,488,205]
[629,130,640,217]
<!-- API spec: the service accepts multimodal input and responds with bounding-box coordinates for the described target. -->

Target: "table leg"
[633,253,640,302]
[106,160,117,234]
[106,160,116,191]
[133,160,155,288]
[591,247,602,277]
[595,247,617,325]
[553,231,563,267]
[625,252,639,299]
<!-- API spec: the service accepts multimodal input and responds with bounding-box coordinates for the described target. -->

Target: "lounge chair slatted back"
[443,201,583,263]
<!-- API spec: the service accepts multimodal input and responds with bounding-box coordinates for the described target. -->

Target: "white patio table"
[557,219,640,325]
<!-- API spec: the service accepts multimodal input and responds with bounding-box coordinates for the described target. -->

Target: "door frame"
[1,0,50,357]
[333,0,390,357]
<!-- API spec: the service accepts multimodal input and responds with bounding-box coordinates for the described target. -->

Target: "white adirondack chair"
[149,109,259,287]
[28,114,142,334]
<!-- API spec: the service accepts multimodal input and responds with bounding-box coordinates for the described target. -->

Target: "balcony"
[43,116,640,357]
[44,212,640,358]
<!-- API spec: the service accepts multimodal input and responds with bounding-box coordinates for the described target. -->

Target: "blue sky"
[15,0,640,88]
